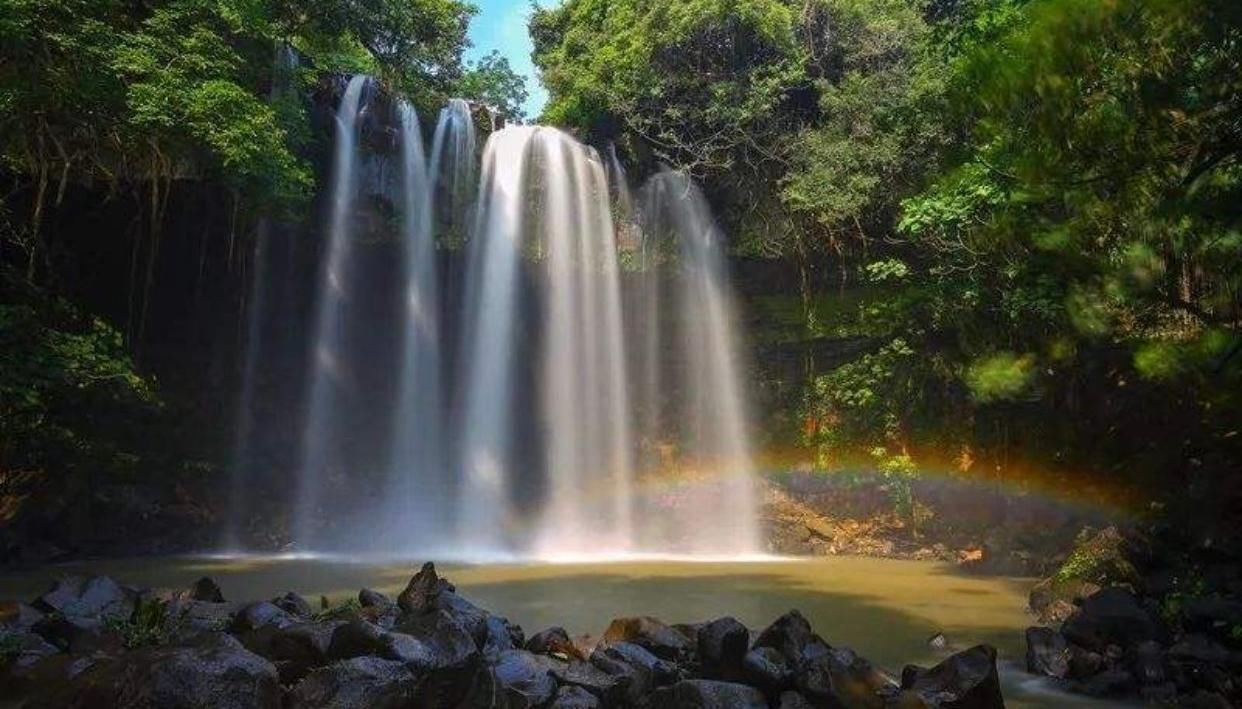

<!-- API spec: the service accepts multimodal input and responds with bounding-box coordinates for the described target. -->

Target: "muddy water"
[0,555,1116,707]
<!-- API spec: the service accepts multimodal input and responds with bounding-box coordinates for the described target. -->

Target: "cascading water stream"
[292,75,369,547]
[380,100,444,551]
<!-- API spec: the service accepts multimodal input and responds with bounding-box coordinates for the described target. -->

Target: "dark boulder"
[602,616,691,661]
[697,617,749,679]
[1182,596,1242,640]
[359,588,393,609]
[777,690,816,709]
[69,632,280,709]
[591,641,677,703]
[649,679,768,708]
[273,592,314,619]
[1061,588,1160,651]
[551,660,629,705]
[1024,627,1069,679]
[231,601,295,633]
[395,610,480,706]
[35,576,134,624]
[752,610,818,665]
[0,602,46,634]
[1127,640,1168,686]
[287,656,417,709]
[796,647,892,709]
[268,621,344,683]
[549,685,601,709]
[188,577,224,603]
[482,614,526,659]
[397,562,452,615]
[1076,668,1133,697]
[527,626,584,660]
[901,645,1004,709]
[741,646,793,693]
[166,598,236,633]
[491,649,562,707]
[0,631,61,670]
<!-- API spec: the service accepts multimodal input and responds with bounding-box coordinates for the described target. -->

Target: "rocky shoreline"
[1,562,1007,708]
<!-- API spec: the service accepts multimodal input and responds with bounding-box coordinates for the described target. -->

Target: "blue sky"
[465,1,553,120]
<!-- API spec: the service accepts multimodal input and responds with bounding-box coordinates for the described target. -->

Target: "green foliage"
[105,598,180,649]
[456,51,529,122]
[965,353,1035,403]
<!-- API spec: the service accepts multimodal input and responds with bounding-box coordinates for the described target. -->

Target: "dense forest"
[531,0,1242,504]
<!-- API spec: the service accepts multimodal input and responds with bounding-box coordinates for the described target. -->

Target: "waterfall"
[292,75,370,547]
[380,100,444,552]
[267,83,760,559]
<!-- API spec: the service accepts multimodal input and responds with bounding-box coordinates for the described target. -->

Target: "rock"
[697,617,749,679]
[1138,681,1178,703]
[268,621,344,683]
[1076,668,1133,697]
[741,646,793,693]
[70,632,280,709]
[491,649,562,707]
[482,615,525,659]
[796,647,892,709]
[231,601,295,633]
[166,598,236,633]
[527,626,585,660]
[1179,690,1234,708]
[273,592,314,618]
[188,577,224,603]
[649,679,768,708]
[394,610,480,706]
[901,645,1004,709]
[328,619,388,659]
[287,657,417,709]
[551,660,628,705]
[1024,626,1069,679]
[1027,577,1101,626]
[358,589,393,609]
[602,616,691,661]
[1128,640,1168,686]
[1061,588,1160,651]
[397,562,451,615]
[0,631,61,669]
[752,610,817,665]
[777,690,816,709]
[34,576,134,629]
[591,641,677,703]
[549,685,601,709]
[927,633,949,652]
[1067,645,1103,679]
[1168,634,1232,666]
[1182,596,1242,639]
[0,602,45,633]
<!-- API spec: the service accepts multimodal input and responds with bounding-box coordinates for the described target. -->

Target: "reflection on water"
[0,556,1120,708]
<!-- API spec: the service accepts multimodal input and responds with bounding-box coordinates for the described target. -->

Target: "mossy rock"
[1030,527,1141,624]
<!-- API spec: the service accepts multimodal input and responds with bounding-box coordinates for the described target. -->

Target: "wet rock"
[1077,668,1133,697]
[1182,596,1242,640]
[287,657,417,709]
[527,626,585,660]
[752,610,817,665]
[231,601,295,633]
[273,592,313,619]
[551,660,628,705]
[697,617,749,679]
[269,621,344,683]
[70,632,280,709]
[394,610,480,706]
[482,614,525,659]
[901,645,1004,709]
[1027,577,1100,626]
[591,641,677,702]
[1128,640,1168,686]
[188,577,224,603]
[602,616,691,661]
[166,598,236,633]
[397,562,452,615]
[1061,588,1160,651]
[741,646,793,693]
[1139,681,1178,703]
[328,619,387,659]
[491,649,562,707]
[1168,634,1232,666]
[33,576,134,640]
[649,679,768,708]
[1068,645,1104,679]
[1024,626,1069,679]
[796,647,891,709]
[358,588,393,609]
[549,684,601,709]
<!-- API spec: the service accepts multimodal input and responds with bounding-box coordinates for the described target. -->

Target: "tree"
[456,51,530,122]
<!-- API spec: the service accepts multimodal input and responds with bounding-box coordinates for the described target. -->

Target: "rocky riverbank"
[1020,526,1242,707]
[0,562,1007,708]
